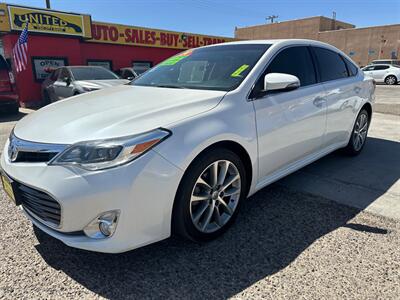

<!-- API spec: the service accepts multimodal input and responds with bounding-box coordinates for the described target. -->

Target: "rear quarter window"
[343,57,358,76]
[313,47,348,82]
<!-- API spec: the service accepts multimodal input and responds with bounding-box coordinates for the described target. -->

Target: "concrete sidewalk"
[278,112,400,220]
[374,85,400,116]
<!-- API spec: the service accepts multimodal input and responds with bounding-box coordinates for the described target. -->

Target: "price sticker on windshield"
[160,50,193,66]
[231,64,249,77]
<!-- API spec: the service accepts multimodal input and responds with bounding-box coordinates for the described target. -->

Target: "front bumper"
[1,140,183,253]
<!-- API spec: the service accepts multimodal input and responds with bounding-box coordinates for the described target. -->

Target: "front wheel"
[343,108,370,156]
[172,148,247,242]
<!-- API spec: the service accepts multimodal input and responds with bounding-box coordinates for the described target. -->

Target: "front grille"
[8,131,67,163]
[16,183,61,227]
[14,151,58,163]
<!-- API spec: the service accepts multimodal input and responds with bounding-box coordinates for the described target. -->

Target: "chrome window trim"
[247,43,318,101]
[247,44,354,101]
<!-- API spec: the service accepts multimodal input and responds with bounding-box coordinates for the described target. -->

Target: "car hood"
[14,85,226,144]
[75,79,130,89]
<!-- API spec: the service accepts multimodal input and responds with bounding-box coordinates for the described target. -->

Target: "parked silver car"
[362,64,400,85]
[41,66,129,104]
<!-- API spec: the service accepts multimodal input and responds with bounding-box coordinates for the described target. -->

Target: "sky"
[5,0,400,37]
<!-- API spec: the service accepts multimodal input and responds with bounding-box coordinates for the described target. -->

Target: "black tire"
[172,148,247,242]
[384,75,397,85]
[343,108,370,156]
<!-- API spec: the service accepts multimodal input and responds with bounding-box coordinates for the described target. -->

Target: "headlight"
[49,128,171,170]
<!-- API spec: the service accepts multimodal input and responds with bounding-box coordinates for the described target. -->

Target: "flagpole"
[45,0,51,9]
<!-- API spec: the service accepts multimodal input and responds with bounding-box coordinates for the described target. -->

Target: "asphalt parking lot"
[0,85,399,299]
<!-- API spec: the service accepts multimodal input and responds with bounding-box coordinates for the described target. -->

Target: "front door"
[252,46,327,181]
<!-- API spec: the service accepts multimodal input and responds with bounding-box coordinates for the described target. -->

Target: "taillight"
[0,69,12,92]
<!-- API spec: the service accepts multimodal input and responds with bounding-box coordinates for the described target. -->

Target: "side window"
[374,65,389,70]
[313,47,348,82]
[343,57,358,76]
[58,68,70,81]
[265,46,317,87]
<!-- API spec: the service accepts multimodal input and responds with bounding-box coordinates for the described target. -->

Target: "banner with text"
[8,5,92,38]
[89,21,233,49]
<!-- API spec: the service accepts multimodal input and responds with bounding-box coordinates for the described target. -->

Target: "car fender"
[154,95,259,196]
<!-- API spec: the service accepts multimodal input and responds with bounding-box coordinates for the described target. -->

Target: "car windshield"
[71,67,119,80]
[132,44,271,91]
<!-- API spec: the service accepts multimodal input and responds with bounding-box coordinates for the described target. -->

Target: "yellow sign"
[8,5,91,38]
[89,21,233,49]
[0,3,11,32]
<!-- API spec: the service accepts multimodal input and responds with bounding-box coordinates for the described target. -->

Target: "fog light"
[84,210,120,239]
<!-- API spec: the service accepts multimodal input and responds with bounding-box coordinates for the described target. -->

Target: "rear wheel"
[172,148,247,242]
[384,75,397,85]
[343,109,370,156]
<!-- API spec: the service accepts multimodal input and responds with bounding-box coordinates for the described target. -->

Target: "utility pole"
[332,11,336,30]
[45,0,51,9]
[266,15,279,24]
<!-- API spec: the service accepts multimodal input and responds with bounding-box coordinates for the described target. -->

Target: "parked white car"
[41,66,130,104]
[1,39,374,253]
[362,64,400,85]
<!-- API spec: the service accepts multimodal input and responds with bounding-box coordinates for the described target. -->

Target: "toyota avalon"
[1,39,375,253]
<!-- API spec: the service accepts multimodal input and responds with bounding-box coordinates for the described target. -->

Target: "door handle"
[313,97,326,108]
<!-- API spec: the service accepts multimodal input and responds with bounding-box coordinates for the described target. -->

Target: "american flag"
[13,22,29,73]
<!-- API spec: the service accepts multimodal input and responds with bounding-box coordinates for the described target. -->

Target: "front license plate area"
[1,173,17,205]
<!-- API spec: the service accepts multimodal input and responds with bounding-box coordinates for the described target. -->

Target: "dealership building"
[0,3,232,107]
[235,16,400,68]
[0,3,399,108]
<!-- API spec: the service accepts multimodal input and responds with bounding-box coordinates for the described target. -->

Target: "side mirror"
[263,73,300,92]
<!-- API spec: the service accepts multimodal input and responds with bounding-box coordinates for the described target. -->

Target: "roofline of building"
[235,15,354,30]
[318,22,400,34]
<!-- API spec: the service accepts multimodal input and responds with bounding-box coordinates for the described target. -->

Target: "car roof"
[204,39,341,50]
[366,64,393,67]
[372,59,396,61]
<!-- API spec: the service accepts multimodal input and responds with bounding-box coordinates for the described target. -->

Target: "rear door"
[253,46,327,180]
[312,47,361,147]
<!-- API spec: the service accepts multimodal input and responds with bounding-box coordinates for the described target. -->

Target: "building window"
[132,61,152,75]
[87,59,113,70]
[31,56,68,81]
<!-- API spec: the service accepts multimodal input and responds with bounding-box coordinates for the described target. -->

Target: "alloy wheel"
[385,76,396,85]
[353,113,368,151]
[190,160,241,233]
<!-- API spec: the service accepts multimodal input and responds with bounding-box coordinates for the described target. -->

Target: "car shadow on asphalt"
[0,111,28,123]
[278,136,400,213]
[33,185,361,299]
[32,137,398,299]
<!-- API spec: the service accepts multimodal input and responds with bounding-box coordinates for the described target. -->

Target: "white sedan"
[362,64,400,85]
[1,39,374,253]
